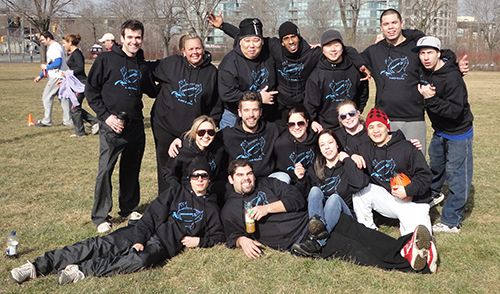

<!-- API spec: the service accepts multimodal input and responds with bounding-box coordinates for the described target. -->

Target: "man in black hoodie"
[86,20,158,234]
[9,158,225,285]
[351,108,432,236]
[414,36,474,233]
[222,158,438,273]
[305,30,369,131]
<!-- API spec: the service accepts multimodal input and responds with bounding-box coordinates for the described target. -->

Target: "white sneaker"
[433,222,461,233]
[57,264,85,285]
[401,225,431,271]
[91,123,99,135]
[97,222,112,234]
[129,211,143,220]
[427,241,438,273]
[10,261,36,284]
[429,193,445,207]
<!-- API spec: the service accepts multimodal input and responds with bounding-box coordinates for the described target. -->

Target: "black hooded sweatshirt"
[336,126,371,156]
[361,29,425,121]
[132,184,225,259]
[305,54,369,130]
[419,49,473,135]
[221,177,308,251]
[86,44,158,122]
[151,53,220,137]
[219,23,366,109]
[220,119,280,178]
[162,136,227,187]
[352,130,432,203]
[274,127,317,182]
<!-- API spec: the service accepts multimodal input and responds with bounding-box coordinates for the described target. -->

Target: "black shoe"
[291,239,321,258]
[35,122,51,127]
[309,215,328,240]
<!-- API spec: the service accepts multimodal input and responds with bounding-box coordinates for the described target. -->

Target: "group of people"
[12,7,474,285]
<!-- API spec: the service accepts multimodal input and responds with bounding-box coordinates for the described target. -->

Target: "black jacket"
[274,127,317,182]
[220,119,280,178]
[67,48,86,81]
[86,44,158,122]
[336,126,371,156]
[419,49,473,135]
[362,29,426,121]
[133,185,225,259]
[305,54,369,130]
[221,177,308,251]
[151,53,220,137]
[352,130,432,203]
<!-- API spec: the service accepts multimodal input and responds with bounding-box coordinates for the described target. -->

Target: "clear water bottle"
[6,231,19,258]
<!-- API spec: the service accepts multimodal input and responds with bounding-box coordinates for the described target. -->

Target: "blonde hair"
[179,32,204,51]
[62,33,82,46]
[184,115,216,145]
[336,100,365,127]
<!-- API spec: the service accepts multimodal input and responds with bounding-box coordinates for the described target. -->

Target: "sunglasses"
[287,121,306,128]
[338,110,357,120]
[190,173,210,180]
[197,129,216,137]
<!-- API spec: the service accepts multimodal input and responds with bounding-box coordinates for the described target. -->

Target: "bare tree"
[144,0,183,57]
[179,0,222,41]
[464,0,500,53]
[236,0,288,37]
[337,0,368,44]
[402,0,445,33]
[303,0,336,44]
[73,0,107,44]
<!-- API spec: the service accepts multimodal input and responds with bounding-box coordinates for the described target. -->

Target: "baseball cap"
[321,30,343,47]
[99,33,115,42]
[412,36,441,52]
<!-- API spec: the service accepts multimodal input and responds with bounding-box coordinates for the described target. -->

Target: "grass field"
[1,63,500,293]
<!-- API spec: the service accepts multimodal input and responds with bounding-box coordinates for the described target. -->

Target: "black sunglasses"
[287,121,306,128]
[338,110,357,120]
[197,129,216,137]
[190,173,210,180]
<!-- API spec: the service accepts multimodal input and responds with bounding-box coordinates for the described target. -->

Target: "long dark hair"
[313,129,343,183]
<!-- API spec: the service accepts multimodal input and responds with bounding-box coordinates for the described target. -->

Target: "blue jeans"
[429,132,473,227]
[308,187,352,246]
[220,109,237,130]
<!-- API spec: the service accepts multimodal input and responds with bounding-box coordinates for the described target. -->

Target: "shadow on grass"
[0,127,75,144]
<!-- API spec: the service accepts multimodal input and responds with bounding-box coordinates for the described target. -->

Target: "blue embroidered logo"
[236,137,266,162]
[114,67,142,90]
[278,61,304,82]
[371,158,396,182]
[320,175,341,196]
[380,56,409,80]
[171,79,203,105]
[325,79,352,101]
[171,202,203,229]
[287,150,315,171]
[245,191,269,207]
[418,74,433,86]
[249,68,269,91]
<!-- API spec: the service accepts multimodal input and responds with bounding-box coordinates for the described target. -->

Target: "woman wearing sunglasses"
[163,115,226,205]
[274,104,317,185]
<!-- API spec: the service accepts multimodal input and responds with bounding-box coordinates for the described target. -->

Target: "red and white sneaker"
[402,225,431,271]
[427,241,438,273]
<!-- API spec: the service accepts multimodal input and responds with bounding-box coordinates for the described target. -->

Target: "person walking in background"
[99,33,115,51]
[62,33,99,137]
[34,31,72,127]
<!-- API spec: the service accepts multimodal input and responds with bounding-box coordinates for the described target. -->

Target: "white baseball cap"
[98,33,115,42]
[412,36,441,52]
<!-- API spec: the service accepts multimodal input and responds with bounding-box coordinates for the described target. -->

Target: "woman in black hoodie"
[151,33,220,194]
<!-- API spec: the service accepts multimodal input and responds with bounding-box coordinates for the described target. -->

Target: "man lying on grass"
[222,158,438,273]
[10,157,225,285]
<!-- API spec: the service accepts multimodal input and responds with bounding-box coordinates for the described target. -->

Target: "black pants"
[151,123,177,195]
[92,121,145,226]
[33,226,169,277]
[321,213,431,273]
[71,90,99,136]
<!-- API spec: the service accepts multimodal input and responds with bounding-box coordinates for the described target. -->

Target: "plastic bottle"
[245,203,255,233]
[6,231,19,258]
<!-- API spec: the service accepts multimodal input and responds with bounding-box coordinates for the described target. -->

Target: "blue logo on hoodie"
[320,175,341,197]
[287,150,315,171]
[114,67,142,90]
[249,68,269,91]
[278,61,304,82]
[237,137,266,162]
[171,79,203,105]
[171,202,204,229]
[380,56,409,80]
[325,79,352,101]
[371,158,396,182]
[245,191,269,207]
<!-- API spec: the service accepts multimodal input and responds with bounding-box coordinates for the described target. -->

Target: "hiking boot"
[57,264,85,285]
[10,261,36,284]
[291,239,321,258]
[308,215,328,240]
[402,225,431,271]
[429,193,445,207]
[433,222,461,233]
